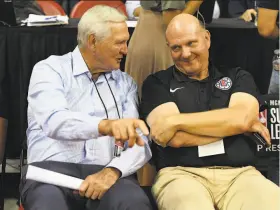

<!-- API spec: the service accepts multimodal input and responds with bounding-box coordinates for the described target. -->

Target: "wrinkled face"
[91,22,129,71]
[167,28,210,78]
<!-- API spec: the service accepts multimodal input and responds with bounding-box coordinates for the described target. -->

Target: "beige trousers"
[152,166,280,210]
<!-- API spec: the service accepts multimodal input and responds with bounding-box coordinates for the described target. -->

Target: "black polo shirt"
[140,64,260,171]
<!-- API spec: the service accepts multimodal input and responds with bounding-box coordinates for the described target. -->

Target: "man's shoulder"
[217,65,252,79]
[116,70,136,86]
[144,66,174,85]
[34,52,71,75]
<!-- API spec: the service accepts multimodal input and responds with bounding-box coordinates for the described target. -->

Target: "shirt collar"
[71,46,90,76]
[172,61,224,82]
[71,46,118,81]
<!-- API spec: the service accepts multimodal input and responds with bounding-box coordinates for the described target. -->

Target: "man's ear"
[88,34,96,50]
[205,30,211,49]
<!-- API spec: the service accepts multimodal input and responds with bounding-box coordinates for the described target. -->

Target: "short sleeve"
[161,0,186,11]
[258,0,279,10]
[140,74,174,121]
[231,70,260,99]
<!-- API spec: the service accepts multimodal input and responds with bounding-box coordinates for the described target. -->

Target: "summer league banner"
[257,94,280,154]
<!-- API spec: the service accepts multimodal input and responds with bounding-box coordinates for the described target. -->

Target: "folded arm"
[171,92,260,137]
[150,93,269,147]
[147,102,220,148]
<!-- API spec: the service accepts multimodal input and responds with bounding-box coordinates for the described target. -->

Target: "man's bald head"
[166,14,204,42]
[164,14,211,81]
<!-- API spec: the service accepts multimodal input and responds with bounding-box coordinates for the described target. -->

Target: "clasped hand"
[150,115,178,147]
[79,168,120,200]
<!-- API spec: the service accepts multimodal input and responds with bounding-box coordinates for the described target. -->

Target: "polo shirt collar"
[172,61,224,82]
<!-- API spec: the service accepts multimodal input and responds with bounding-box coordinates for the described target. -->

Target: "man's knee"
[22,183,68,210]
[121,190,152,210]
[225,174,280,210]
[100,178,152,210]
[154,178,214,210]
[244,184,280,210]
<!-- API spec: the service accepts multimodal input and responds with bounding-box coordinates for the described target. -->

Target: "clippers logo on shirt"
[259,109,268,127]
[215,77,232,90]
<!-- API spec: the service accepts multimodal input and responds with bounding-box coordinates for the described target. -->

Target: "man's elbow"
[258,24,276,38]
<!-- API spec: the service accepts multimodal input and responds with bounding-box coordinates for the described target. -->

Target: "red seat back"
[70,1,127,18]
[36,1,66,16]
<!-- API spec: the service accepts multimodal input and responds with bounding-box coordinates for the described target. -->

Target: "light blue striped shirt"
[27,47,152,177]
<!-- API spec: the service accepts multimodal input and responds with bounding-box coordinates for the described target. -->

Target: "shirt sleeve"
[161,0,186,11]
[231,69,260,99]
[257,0,279,10]
[106,76,152,178]
[140,74,174,121]
[28,61,103,141]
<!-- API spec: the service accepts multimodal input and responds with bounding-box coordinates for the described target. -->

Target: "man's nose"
[121,43,128,55]
[181,47,191,58]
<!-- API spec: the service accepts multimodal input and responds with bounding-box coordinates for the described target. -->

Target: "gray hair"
[77,5,127,47]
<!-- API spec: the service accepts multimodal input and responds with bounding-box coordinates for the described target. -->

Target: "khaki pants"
[152,166,280,210]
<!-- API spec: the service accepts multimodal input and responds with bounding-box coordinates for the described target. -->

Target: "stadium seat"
[70,1,127,18]
[36,0,66,16]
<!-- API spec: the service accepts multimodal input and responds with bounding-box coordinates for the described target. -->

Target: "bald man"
[140,14,280,210]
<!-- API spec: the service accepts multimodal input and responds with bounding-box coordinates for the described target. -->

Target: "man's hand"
[79,167,120,200]
[98,119,149,147]
[248,119,271,146]
[240,9,257,22]
[150,115,178,147]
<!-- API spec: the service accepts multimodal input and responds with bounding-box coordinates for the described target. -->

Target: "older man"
[140,14,280,210]
[20,5,153,210]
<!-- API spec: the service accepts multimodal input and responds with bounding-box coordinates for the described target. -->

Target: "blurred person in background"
[257,0,279,94]
[214,0,257,22]
[125,0,141,20]
[257,0,279,38]
[56,0,79,16]
[13,0,44,23]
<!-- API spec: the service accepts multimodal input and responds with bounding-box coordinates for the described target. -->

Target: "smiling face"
[90,22,130,72]
[166,16,211,80]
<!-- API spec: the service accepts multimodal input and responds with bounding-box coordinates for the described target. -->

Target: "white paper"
[126,20,137,28]
[26,165,83,190]
[198,139,225,157]
[27,14,69,27]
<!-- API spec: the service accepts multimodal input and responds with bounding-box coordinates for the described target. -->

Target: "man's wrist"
[98,119,111,135]
[170,114,182,131]
[104,167,122,179]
